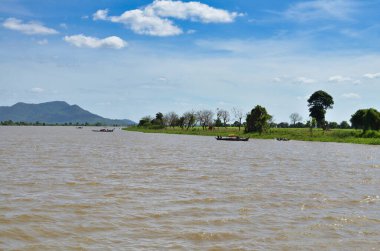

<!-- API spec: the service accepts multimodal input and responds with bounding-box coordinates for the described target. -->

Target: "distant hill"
[0,101,136,126]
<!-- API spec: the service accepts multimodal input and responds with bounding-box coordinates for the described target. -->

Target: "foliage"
[138,116,152,127]
[183,111,196,130]
[307,90,334,130]
[245,105,272,134]
[340,121,350,129]
[350,108,380,132]
[328,121,339,129]
[164,112,179,128]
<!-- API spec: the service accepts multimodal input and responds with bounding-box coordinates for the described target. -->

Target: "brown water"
[0,126,379,250]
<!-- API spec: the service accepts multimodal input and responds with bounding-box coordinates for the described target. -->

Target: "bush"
[360,130,380,138]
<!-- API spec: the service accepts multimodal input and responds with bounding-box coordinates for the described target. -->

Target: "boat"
[92,128,114,132]
[216,135,249,141]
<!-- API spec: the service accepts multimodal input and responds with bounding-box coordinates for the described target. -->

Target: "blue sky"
[1,0,380,123]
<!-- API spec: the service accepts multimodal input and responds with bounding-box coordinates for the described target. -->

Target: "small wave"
[182,231,239,241]
[360,195,379,204]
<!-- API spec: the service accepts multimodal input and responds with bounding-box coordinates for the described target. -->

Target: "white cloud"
[37,39,48,45]
[64,34,127,49]
[342,93,360,99]
[363,72,380,79]
[93,9,109,21]
[328,75,351,82]
[294,77,316,84]
[284,0,356,22]
[31,87,44,93]
[145,0,240,23]
[93,0,241,36]
[2,18,58,35]
[109,9,182,36]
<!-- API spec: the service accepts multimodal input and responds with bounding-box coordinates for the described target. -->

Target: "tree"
[339,121,350,129]
[232,107,244,131]
[328,121,339,129]
[151,112,164,126]
[217,109,230,127]
[196,110,214,130]
[289,113,303,126]
[307,90,334,130]
[245,105,272,134]
[177,116,185,129]
[350,108,380,132]
[164,112,179,128]
[138,116,152,127]
[308,117,317,136]
[277,122,289,128]
[183,111,196,130]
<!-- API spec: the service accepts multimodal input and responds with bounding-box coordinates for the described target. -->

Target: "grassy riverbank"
[124,126,380,145]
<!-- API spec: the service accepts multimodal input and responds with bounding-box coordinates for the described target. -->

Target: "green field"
[124,126,380,145]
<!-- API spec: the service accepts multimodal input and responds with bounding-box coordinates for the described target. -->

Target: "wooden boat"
[216,135,249,141]
[92,128,114,132]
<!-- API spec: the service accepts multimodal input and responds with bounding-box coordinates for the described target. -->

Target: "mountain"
[0,101,136,126]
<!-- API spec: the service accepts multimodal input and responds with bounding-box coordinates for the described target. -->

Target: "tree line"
[138,90,380,134]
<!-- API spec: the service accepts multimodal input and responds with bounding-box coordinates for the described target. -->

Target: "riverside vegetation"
[125,90,380,145]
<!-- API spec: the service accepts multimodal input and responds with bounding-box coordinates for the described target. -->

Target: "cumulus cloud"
[328,75,351,83]
[2,18,58,35]
[109,9,182,36]
[342,93,360,99]
[363,72,380,79]
[145,0,240,23]
[93,9,109,21]
[284,0,356,21]
[64,34,127,49]
[93,0,241,36]
[294,77,316,84]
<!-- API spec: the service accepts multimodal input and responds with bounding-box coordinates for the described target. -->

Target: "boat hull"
[216,137,249,141]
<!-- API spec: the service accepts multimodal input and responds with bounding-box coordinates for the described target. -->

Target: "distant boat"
[76,126,83,129]
[92,128,114,132]
[216,135,249,141]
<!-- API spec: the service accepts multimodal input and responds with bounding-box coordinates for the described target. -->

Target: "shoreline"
[123,126,380,145]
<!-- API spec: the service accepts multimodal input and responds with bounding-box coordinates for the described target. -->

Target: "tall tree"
[245,105,272,134]
[164,112,179,128]
[289,113,303,126]
[232,107,244,131]
[307,90,334,130]
[183,110,196,130]
[217,109,230,127]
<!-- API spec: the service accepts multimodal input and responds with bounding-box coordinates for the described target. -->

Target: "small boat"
[216,135,249,141]
[92,128,114,132]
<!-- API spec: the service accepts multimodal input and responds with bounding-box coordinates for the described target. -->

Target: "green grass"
[124,126,380,145]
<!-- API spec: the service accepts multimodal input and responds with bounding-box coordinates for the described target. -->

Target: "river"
[0,126,379,250]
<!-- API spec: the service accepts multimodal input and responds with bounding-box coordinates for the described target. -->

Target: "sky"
[1,0,380,123]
